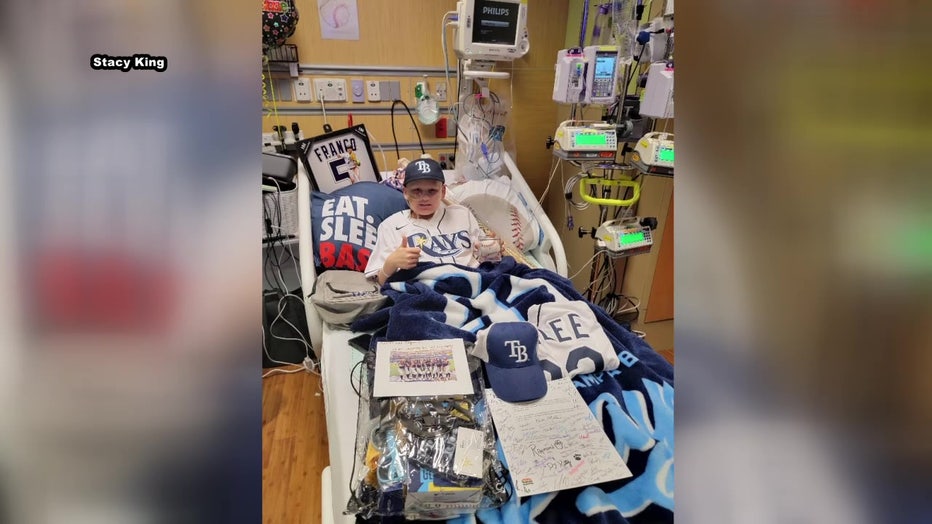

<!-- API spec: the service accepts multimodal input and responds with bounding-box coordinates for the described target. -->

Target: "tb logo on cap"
[414,160,431,173]
[505,340,528,363]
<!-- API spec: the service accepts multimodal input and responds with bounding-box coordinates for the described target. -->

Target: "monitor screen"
[658,146,674,163]
[594,52,616,80]
[576,133,608,146]
[619,231,646,245]
[472,0,520,45]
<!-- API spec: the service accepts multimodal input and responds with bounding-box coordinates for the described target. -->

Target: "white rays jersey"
[364,204,483,279]
[527,300,621,380]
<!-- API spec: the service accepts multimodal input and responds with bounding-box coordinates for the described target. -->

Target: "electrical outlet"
[435,82,447,102]
[313,78,347,102]
[294,78,312,102]
[351,79,365,103]
[366,80,380,102]
[389,81,402,101]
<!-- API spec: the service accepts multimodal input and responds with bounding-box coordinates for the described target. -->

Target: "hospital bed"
[295,153,673,523]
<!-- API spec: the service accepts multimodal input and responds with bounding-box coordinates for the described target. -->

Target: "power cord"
[261,324,319,379]
[390,100,425,159]
[538,156,560,205]
[262,179,317,378]
[364,128,389,173]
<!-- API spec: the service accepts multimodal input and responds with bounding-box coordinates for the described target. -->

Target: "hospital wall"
[264,0,570,197]
[265,0,673,351]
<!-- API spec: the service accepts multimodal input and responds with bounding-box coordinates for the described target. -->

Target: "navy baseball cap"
[472,322,547,403]
[403,158,445,186]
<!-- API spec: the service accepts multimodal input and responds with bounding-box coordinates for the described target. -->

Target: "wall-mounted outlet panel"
[379,81,392,102]
[276,79,293,101]
[351,79,365,103]
[367,80,380,102]
[389,81,401,101]
[435,82,447,102]
[294,78,312,102]
[313,78,347,102]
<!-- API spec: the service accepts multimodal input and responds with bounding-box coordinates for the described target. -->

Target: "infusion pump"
[553,121,617,160]
[552,45,619,105]
[631,132,674,175]
[596,217,655,256]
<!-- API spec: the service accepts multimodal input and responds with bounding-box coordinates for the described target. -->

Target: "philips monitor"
[454,0,529,62]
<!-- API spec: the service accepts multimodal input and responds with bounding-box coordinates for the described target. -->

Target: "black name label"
[90,54,168,72]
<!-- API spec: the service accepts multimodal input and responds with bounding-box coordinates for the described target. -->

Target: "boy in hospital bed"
[364,158,501,285]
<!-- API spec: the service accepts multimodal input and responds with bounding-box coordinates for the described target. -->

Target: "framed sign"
[296,125,381,193]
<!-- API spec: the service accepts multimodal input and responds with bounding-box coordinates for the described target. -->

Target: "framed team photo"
[373,339,474,398]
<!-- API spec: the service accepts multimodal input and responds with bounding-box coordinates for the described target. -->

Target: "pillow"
[447,178,543,253]
[312,182,408,272]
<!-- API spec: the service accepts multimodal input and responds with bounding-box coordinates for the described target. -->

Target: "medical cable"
[261,323,319,378]
[262,326,305,377]
[319,92,329,128]
[262,180,317,374]
[537,156,561,205]
[390,100,425,159]
[565,173,590,211]
[568,250,605,280]
[262,56,283,131]
[364,128,389,172]
[265,178,301,289]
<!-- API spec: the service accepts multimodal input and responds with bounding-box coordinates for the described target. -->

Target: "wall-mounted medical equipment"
[640,62,674,118]
[454,0,529,63]
[552,46,619,105]
[630,132,674,175]
[595,216,657,257]
[552,120,618,160]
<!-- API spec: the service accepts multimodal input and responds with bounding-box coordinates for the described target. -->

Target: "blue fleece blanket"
[352,258,674,524]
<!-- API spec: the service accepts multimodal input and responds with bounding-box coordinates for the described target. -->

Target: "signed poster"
[485,378,632,497]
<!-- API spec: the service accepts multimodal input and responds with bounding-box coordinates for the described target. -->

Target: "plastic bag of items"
[346,351,509,521]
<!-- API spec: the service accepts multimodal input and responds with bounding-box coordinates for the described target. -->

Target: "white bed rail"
[295,160,324,360]
[502,152,568,277]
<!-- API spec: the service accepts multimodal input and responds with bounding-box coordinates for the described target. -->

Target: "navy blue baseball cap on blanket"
[472,322,547,402]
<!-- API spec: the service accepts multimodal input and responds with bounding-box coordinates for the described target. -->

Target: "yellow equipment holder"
[578,177,641,207]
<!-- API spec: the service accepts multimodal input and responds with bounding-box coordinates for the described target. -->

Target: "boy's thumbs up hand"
[387,234,421,272]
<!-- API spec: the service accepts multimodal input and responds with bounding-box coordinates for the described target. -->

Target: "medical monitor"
[454,0,529,62]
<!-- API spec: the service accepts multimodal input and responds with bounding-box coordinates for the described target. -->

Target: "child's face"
[403,179,445,218]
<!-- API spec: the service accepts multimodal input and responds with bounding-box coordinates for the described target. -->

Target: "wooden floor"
[262,350,673,523]
[262,369,329,524]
